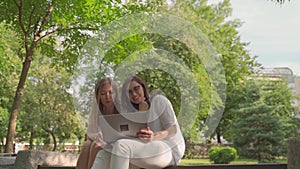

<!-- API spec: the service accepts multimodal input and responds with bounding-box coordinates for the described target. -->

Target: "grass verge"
[180,158,287,165]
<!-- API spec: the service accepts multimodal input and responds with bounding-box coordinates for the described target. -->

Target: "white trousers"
[91,138,175,169]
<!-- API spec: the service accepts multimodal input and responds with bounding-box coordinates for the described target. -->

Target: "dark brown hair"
[121,76,150,112]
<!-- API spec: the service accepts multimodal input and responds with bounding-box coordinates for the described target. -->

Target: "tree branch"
[37,25,97,43]
[27,6,36,34]
[16,0,26,34]
[33,17,41,37]
[16,0,29,52]
[41,1,54,26]
[34,3,54,43]
[12,0,20,8]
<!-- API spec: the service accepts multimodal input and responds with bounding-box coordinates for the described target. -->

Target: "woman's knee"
[112,139,132,157]
[92,150,110,169]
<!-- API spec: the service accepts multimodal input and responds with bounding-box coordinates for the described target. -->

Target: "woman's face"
[128,80,144,104]
[99,83,115,108]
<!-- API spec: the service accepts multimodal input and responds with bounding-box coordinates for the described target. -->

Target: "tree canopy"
[0,0,160,153]
[0,0,297,157]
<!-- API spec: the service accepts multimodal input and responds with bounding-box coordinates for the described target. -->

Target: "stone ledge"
[288,137,300,169]
[38,164,287,169]
[0,156,15,169]
[13,150,78,169]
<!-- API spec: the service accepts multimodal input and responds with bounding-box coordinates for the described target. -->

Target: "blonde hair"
[95,77,120,114]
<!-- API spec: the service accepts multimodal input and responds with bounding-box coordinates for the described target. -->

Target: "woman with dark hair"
[92,75,185,169]
[121,76,150,112]
[76,77,120,169]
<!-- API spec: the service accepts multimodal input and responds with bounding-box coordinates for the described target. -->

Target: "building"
[294,76,300,116]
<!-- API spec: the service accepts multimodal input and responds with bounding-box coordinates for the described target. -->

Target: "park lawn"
[180,158,287,165]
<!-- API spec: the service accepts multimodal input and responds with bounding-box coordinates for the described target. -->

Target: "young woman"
[92,75,185,169]
[76,77,120,169]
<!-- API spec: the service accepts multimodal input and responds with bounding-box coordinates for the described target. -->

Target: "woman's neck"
[102,106,114,115]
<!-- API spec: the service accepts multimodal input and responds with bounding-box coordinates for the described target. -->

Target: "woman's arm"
[137,125,177,142]
[137,95,178,142]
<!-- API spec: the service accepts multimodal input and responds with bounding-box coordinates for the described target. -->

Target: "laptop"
[98,111,148,143]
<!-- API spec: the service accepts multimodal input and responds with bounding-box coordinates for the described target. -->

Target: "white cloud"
[208,0,300,77]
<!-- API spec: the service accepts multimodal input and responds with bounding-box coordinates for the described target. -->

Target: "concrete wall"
[288,137,300,169]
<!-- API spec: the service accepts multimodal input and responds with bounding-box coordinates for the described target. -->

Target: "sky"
[208,0,300,76]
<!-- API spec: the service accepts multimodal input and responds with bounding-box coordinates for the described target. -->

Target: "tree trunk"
[29,130,33,150]
[51,131,57,151]
[5,52,33,153]
[216,130,222,144]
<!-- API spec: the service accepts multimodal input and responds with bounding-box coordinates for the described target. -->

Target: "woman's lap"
[92,139,174,169]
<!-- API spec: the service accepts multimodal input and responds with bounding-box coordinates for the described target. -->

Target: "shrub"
[208,146,238,164]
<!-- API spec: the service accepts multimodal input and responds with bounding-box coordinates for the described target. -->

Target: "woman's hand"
[136,127,154,142]
[139,101,149,111]
[137,125,177,142]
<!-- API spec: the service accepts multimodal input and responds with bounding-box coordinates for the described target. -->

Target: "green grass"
[180,158,287,165]
[180,159,212,165]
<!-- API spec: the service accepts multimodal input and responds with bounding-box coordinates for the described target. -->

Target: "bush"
[208,146,238,164]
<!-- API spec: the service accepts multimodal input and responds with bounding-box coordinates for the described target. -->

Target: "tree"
[18,53,84,151]
[0,0,160,153]
[232,103,285,162]
[101,23,214,141]
[230,79,297,162]
[160,0,259,142]
[272,0,290,4]
[94,0,260,143]
[0,21,22,148]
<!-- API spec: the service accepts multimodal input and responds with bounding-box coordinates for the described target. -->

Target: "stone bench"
[38,166,75,169]
[15,137,300,169]
[13,150,78,169]
[37,163,287,169]
[0,156,15,169]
